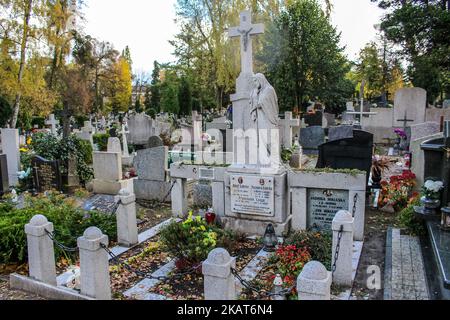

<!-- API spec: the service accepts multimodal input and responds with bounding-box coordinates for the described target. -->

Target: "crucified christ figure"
[238,27,253,52]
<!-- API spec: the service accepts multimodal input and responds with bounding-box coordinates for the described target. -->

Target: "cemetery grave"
[1,1,450,305]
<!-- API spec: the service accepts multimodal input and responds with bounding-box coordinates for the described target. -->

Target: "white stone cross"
[228,10,264,74]
[45,114,59,135]
[280,112,300,149]
[346,79,377,123]
[81,121,95,134]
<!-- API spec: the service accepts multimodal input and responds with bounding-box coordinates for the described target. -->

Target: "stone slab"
[133,147,168,181]
[93,152,122,181]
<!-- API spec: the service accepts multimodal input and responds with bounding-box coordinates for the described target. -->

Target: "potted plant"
[371,156,391,188]
[421,180,444,215]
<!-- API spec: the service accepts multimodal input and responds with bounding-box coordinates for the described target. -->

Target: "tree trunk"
[62,101,71,138]
[10,0,33,128]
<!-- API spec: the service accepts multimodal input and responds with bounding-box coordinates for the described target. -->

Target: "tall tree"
[55,66,93,137]
[1,0,39,128]
[372,0,450,103]
[178,76,192,116]
[150,60,161,112]
[259,0,353,112]
[106,56,132,114]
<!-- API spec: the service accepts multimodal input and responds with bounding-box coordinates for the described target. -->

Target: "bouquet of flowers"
[422,180,444,200]
[379,170,417,212]
[394,128,407,139]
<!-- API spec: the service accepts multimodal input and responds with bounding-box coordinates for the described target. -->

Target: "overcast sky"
[83,0,384,74]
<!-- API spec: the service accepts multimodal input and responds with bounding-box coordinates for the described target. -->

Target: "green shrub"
[0,193,116,264]
[398,199,426,236]
[30,133,93,183]
[146,108,157,119]
[285,229,333,269]
[93,133,110,152]
[31,117,45,128]
[159,212,239,265]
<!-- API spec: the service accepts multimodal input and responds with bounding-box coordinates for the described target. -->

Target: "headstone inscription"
[230,175,275,216]
[316,130,374,182]
[307,189,349,230]
[0,154,9,194]
[31,156,63,193]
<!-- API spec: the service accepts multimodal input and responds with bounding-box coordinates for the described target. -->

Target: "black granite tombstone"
[32,156,63,193]
[0,154,9,194]
[304,111,323,127]
[316,130,374,183]
[421,137,450,206]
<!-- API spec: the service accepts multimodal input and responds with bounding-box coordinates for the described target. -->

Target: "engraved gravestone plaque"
[307,189,349,231]
[32,156,63,193]
[230,175,274,216]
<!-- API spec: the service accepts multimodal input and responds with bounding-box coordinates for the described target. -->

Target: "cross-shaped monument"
[397,111,414,129]
[346,80,377,124]
[45,114,59,135]
[228,10,265,159]
[228,10,264,75]
[280,112,300,148]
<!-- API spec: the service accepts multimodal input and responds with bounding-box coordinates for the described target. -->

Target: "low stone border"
[123,260,176,300]
[235,249,271,296]
[56,218,180,286]
[10,274,94,301]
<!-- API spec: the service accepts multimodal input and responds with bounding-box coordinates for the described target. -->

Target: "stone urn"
[421,196,441,216]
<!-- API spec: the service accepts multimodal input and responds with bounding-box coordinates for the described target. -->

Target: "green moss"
[295,167,365,176]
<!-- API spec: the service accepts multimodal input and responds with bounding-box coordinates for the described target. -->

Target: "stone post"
[171,178,188,217]
[24,215,57,285]
[297,261,331,300]
[77,227,111,300]
[203,248,236,300]
[332,210,354,287]
[115,189,138,247]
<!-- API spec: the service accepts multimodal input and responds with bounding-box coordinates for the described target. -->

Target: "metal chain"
[100,243,201,282]
[352,193,358,218]
[331,225,344,274]
[45,229,79,253]
[231,268,295,299]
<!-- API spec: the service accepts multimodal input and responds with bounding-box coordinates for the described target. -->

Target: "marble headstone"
[393,88,427,126]
[133,146,168,182]
[299,126,325,155]
[146,136,164,149]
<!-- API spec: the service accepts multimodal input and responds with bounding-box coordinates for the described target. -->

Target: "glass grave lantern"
[441,207,450,232]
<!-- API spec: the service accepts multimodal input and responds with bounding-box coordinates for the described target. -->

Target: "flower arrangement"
[267,245,311,290]
[422,180,444,200]
[159,211,238,268]
[379,170,417,212]
[394,128,407,139]
[201,133,212,144]
[372,155,391,173]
